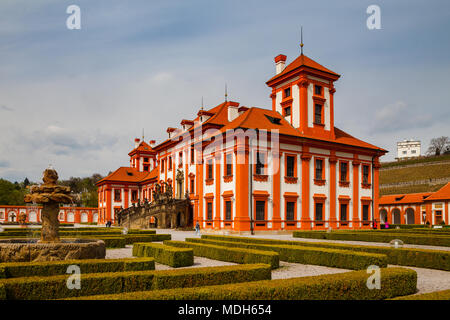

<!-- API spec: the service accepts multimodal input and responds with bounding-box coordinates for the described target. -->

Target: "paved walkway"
[105,229,450,295]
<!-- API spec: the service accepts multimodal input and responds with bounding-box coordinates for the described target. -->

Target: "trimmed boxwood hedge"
[292,230,450,247]
[391,289,450,300]
[0,234,171,249]
[187,238,387,270]
[0,229,157,237]
[121,234,171,245]
[163,240,279,269]
[0,264,271,300]
[133,243,194,267]
[202,235,450,271]
[76,267,417,300]
[0,258,155,279]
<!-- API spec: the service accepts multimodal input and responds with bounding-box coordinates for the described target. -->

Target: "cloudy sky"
[0,0,449,182]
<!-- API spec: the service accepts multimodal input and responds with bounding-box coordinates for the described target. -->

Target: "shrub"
[163,240,279,269]
[77,267,417,300]
[391,289,450,300]
[292,230,450,247]
[186,238,387,270]
[122,234,171,245]
[0,264,271,300]
[0,258,155,279]
[202,235,450,271]
[133,243,193,267]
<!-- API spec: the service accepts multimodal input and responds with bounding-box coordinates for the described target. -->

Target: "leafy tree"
[0,179,27,205]
[0,173,103,207]
[427,136,450,156]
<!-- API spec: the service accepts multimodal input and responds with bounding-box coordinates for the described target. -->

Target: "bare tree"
[427,136,450,156]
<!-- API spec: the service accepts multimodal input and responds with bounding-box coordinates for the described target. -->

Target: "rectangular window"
[114,189,121,202]
[169,157,172,170]
[191,147,195,164]
[255,152,265,175]
[314,104,322,124]
[362,204,369,221]
[207,202,213,220]
[286,202,295,221]
[315,85,322,95]
[362,165,370,184]
[315,159,323,180]
[435,210,443,224]
[207,159,213,179]
[286,156,295,177]
[284,106,291,116]
[284,87,291,98]
[143,165,149,171]
[340,203,347,221]
[315,202,323,221]
[179,152,183,166]
[226,153,232,176]
[255,200,265,221]
[340,162,348,182]
[144,157,149,163]
[225,201,232,220]
[131,190,138,202]
[190,179,195,193]
[161,159,165,171]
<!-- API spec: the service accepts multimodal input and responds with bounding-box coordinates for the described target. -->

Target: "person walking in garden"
[195,221,200,236]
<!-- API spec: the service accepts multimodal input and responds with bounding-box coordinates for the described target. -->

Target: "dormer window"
[284,87,291,98]
[265,115,281,125]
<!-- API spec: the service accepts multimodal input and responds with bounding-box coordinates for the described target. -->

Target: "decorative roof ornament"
[225,83,228,102]
[300,26,304,55]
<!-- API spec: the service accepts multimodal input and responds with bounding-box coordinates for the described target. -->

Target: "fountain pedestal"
[0,167,105,262]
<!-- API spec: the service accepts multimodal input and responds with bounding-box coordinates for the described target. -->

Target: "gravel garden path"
[105,229,450,295]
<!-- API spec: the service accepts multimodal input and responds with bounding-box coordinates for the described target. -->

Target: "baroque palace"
[96,46,388,231]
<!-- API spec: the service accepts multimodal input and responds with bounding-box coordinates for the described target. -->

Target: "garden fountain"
[0,167,105,262]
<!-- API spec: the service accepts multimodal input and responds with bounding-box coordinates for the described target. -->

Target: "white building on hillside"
[396,139,421,160]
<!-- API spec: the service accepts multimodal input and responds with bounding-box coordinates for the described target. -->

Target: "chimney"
[167,127,176,139]
[274,54,287,75]
[134,138,140,148]
[227,101,240,122]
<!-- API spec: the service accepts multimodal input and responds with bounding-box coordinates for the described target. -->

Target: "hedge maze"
[10,227,450,300]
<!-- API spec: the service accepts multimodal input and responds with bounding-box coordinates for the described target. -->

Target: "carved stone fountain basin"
[0,238,106,262]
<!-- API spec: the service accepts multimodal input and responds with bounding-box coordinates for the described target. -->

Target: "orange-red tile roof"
[267,54,340,84]
[424,182,450,201]
[219,107,301,136]
[128,141,156,156]
[154,99,386,153]
[379,192,433,205]
[97,166,158,185]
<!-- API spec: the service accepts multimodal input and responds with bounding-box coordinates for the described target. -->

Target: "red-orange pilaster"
[298,78,309,133]
[234,141,250,231]
[373,158,381,228]
[272,150,281,230]
[196,148,204,225]
[105,187,112,223]
[329,154,337,228]
[214,153,221,229]
[301,149,312,229]
[352,158,360,228]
